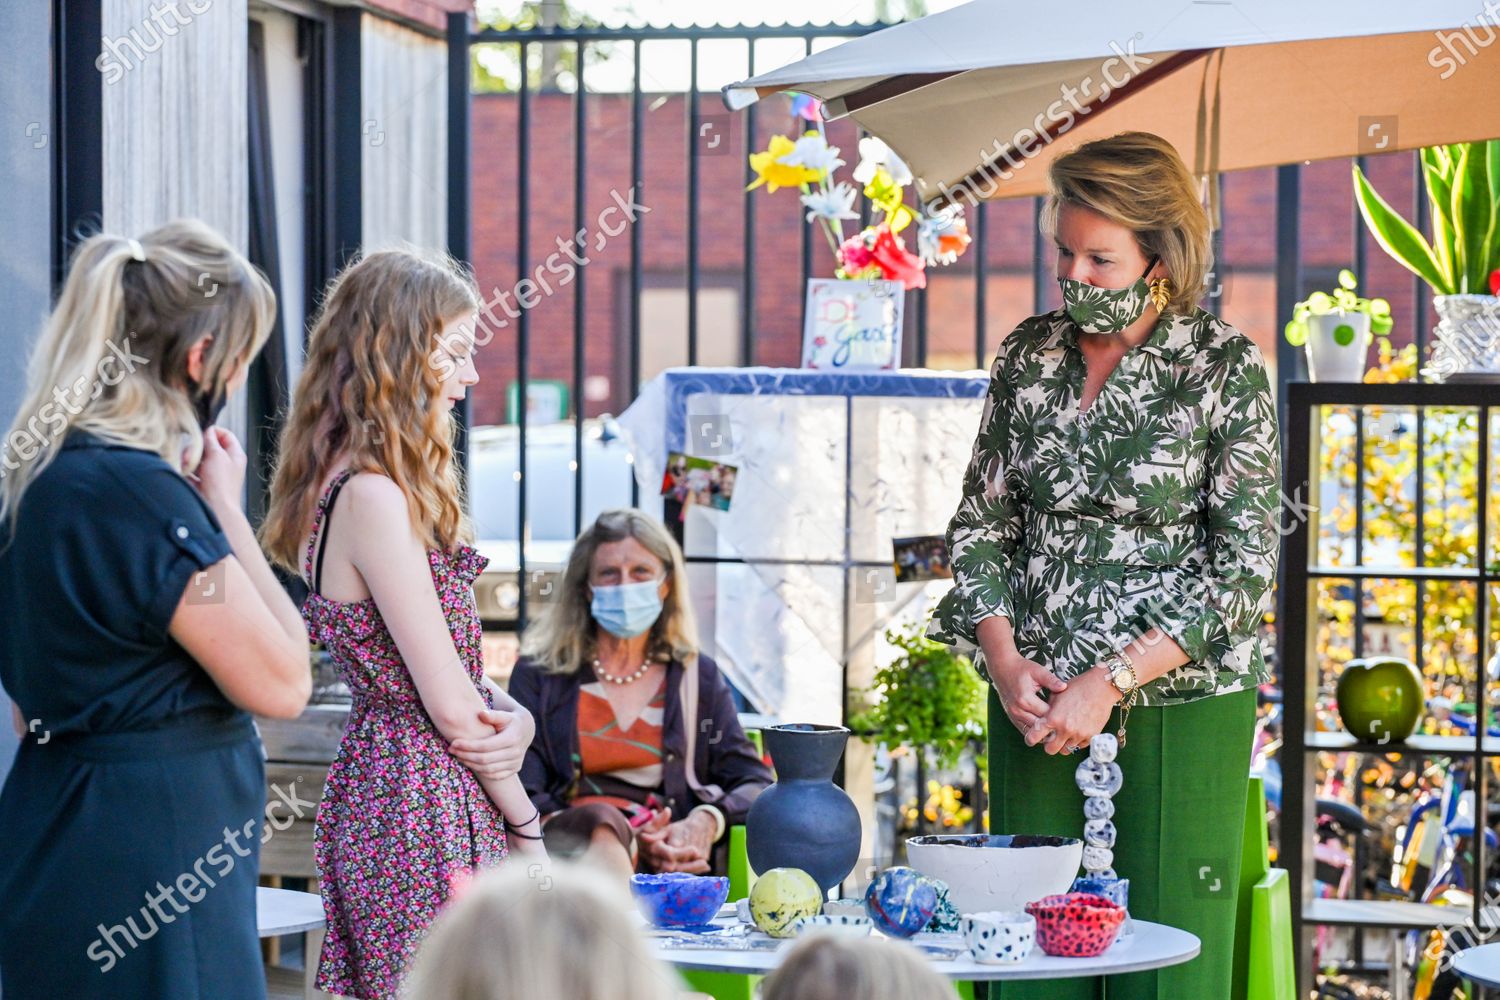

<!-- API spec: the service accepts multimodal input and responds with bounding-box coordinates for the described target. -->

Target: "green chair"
[681,826,760,1000]
[1231,776,1296,1000]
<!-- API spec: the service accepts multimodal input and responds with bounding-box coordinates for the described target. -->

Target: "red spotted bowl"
[1024,892,1126,958]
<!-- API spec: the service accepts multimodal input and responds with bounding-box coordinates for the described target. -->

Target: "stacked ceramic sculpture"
[1073,734,1121,881]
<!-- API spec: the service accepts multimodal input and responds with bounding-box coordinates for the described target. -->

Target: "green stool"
[681,826,760,1000]
[1231,776,1296,1000]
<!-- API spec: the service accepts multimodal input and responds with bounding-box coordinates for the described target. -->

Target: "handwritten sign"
[801,278,904,371]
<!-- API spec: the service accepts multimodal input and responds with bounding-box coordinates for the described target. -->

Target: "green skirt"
[983,686,1255,1000]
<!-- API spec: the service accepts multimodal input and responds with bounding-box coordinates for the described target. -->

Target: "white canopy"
[724,0,1500,206]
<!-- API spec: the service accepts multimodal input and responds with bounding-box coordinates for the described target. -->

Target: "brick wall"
[365,0,470,33]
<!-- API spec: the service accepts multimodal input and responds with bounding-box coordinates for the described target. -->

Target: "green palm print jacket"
[926,307,1282,706]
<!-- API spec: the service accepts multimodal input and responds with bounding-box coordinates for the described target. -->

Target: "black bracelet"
[507,809,544,839]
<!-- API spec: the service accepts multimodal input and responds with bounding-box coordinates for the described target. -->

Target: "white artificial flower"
[918,206,968,266]
[800,182,860,222]
[781,133,845,176]
[852,136,913,187]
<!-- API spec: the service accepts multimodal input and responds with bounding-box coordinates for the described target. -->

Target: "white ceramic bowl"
[905,835,1083,915]
[821,898,865,919]
[792,914,873,938]
[960,911,1036,964]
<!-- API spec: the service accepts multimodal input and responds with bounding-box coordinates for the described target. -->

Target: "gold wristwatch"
[1100,650,1138,702]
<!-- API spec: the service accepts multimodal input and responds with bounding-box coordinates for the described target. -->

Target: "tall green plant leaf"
[1422,147,1457,289]
[1454,142,1492,293]
[1354,164,1452,294]
[1486,139,1500,283]
[1430,144,1455,180]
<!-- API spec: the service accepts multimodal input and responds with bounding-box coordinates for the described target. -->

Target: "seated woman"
[509,509,771,876]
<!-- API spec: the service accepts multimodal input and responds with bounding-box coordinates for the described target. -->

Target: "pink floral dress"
[302,470,508,1000]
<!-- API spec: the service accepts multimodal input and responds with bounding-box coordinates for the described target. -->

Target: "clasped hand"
[447,704,536,780]
[636,808,716,874]
[987,651,1115,756]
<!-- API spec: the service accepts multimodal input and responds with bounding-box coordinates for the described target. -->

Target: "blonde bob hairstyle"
[761,934,955,1000]
[260,246,480,570]
[1,220,275,533]
[1038,131,1213,315]
[520,508,698,675]
[401,861,683,1000]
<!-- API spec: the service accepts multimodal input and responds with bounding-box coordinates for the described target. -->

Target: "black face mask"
[192,382,227,430]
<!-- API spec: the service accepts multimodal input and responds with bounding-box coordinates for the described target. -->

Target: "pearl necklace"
[592,657,654,685]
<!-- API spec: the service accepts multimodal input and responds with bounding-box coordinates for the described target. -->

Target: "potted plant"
[1353,140,1500,380]
[1283,269,1393,381]
[849,620,987,840]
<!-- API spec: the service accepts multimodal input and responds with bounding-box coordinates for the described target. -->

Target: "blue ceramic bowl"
[630,873,731,930]
[864,866,939,939]
[1071,875,1129,910]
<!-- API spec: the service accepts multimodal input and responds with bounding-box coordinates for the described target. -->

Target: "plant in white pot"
[1354,140,1500,380]
[1284,270,1394,382]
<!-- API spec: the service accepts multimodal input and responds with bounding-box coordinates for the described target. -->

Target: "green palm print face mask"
[1059,257,1158,334]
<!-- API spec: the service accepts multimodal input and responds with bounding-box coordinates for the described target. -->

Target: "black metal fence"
[1281,381,1497,995]
[444,16,1442,632]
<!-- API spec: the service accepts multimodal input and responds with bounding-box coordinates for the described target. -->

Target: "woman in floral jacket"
[928,131,1281,1000]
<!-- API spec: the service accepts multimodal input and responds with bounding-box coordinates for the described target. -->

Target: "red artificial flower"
[1489,268,1500,296]
[869,224,927,290]
[838,232,875,273]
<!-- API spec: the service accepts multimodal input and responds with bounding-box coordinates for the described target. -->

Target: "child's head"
[402,861,682,1000]
[1,219,274,524]
[261,246,480,567]
[760,934,956,1000]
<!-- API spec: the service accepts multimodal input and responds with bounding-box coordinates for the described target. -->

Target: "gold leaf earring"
[1148,275,1172,312]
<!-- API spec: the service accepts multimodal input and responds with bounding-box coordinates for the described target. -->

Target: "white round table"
[1454,943,1500,989]
[257,887,327,1000]
[653,920,1200,981]
[256,886,326,937]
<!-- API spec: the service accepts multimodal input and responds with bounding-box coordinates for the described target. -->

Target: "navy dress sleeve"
[96,452,234,642]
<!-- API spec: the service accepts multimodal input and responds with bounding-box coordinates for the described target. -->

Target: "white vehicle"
[467,418,637,627]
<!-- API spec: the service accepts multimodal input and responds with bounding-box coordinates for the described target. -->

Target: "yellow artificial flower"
[746,135,823,193]
[863,167,914,232]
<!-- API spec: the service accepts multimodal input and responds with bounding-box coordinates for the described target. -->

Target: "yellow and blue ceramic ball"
[749,868,822,938]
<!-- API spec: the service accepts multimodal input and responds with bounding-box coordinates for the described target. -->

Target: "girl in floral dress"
[261,248,545,1000]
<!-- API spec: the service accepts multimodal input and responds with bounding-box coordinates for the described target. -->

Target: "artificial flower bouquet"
[747,94,971,291]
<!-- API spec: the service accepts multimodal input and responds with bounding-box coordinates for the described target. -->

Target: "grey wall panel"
[101,0,252,437]
[361,15,447,251]
[0,0,58,800]
[101,0,250,248]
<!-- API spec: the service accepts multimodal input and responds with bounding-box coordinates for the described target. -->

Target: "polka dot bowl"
[960,911,1036,964]
[1024,892,1126,958]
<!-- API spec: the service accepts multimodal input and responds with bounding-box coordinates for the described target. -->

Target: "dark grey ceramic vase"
[745,723,862,894]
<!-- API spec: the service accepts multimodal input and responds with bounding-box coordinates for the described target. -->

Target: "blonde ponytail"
[0,220,276,533]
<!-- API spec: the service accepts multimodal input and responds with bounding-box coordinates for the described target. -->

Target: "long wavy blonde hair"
[1039,130,1213,314]
[0,220,275,533]
[402,861,683,1000]
[520,509,699,675]
[259,247,480,570]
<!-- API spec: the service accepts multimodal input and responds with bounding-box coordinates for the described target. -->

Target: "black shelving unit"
[1281,381,1499,998]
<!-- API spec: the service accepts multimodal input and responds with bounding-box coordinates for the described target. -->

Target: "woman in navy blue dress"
[0,221,312,998]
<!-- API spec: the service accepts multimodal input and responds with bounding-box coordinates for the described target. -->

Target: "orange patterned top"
[574,678,667,810]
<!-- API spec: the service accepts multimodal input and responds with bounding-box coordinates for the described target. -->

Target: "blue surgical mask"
[590,578,665,639]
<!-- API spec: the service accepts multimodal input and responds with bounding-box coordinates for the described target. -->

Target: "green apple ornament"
[1335,657,1423,743]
